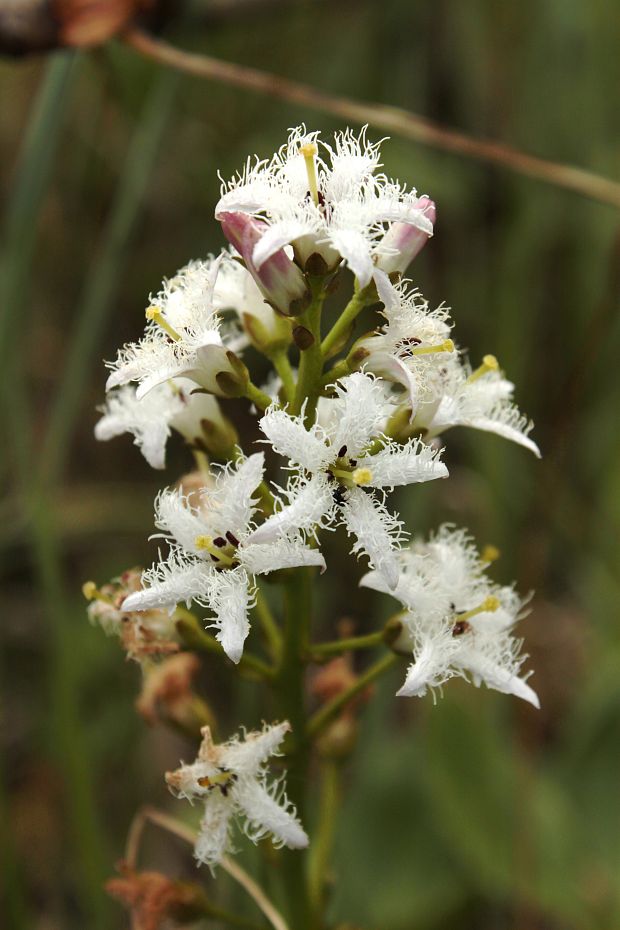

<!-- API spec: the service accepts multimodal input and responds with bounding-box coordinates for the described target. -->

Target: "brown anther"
[451,620,472,636]
[225,531,240,547]
[212,537,227,548]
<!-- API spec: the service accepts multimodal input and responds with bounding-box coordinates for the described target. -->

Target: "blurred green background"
[1,1,620,928]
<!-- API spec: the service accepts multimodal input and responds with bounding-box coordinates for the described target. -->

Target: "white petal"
[155,488,210,553]
[357,439,448,489]
[212,453,265,534]
[240,536,326,575]
[123,557,213,612]
[248,476,334,545]
[327,372,388,458]
[194,792,233,868]
[328,228,374,287]
[339,487,403,589]
[259,407,331,472]
[223,721,290,773]
[252,219,311,268]
[396,637,455,697]
[461,415,541,457]
[372,268,400,312]
[234,778,309,850]
[456,650,540,708]
[205,569,252,664]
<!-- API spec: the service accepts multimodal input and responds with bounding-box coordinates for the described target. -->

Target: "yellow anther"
[352,467,374,486]
[299,141,319,206]
[146,306,181,341]
[195,535,214,551]
[82,581,98,601]
[458,595,501,623]
[467,353,499,383]
[82,581,115,605]
[410,338,454,356]
[481,544,501,564]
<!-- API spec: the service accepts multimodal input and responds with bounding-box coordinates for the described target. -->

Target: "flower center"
[194,533,238,567]
[197,768,238,796]
[452,594,501,634]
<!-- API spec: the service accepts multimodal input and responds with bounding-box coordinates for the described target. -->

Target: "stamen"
[352,467,374,486]
[82,581,115,606]
[467,354,499,383]
[410,338,454,356]
[458,595,501,623]
[299,141,319,206]
[195,535,234,565]
[197,769,238,795]
[480,544,500,563]
[146,306,181,341]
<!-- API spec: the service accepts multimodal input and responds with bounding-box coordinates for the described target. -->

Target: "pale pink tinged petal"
[252,220,309,268]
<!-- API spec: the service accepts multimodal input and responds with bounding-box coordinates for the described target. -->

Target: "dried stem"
[123,27,620,210]
[125,806,290,930]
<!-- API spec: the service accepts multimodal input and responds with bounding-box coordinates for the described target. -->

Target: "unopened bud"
[375,197,436,275]
[219,212,311,316]
[213,351,249,398]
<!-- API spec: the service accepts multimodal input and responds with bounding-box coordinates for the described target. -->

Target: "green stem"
[254,589,282,660]
[292,282,326,420]
[308,630,385,659]
[245,381,273,411]
[276,569,313,930]
[270,348,296,404]
[320,286,372,358]
[319,357,351,388]
[308,761,341,915]
[307,653,397,739]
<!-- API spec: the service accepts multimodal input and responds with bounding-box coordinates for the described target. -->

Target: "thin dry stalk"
[123,27,620,210]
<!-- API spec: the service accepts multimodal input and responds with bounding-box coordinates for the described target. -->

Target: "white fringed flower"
[122,453,325,663]
[216,126,434,293]
[354,283,455,413]
[252,372,448,588]
[95,379,227,469]
[360,525,539,706]
[413,353,541,456]
[105,254,247,399]
[166,721,308,869]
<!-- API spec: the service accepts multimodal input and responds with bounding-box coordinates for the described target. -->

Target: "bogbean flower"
[360,525,539,706]
[411,352,541,456]
[215,126,434,295]
[122,453,325,663]
[352,283,455,412]
[105,255,247,400]
[94,379,232,469]
[166,721,309,869]
[251,372,448,588]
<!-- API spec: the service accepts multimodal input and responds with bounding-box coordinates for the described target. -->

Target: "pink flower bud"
[219,212,311,316]
[376,198,436,275]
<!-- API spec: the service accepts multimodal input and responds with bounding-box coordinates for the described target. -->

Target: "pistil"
[457,595,501,623]
[195,535,235,565]
[299,142,319,206]
[146,306,181,341]
[467,354,498,383]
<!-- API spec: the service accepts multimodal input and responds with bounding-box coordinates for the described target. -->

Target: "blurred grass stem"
[123,27,620,210]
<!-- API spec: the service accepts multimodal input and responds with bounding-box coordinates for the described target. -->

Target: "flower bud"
[106,865,213,929]
[375,197,436,274]
[219,212,311,316]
